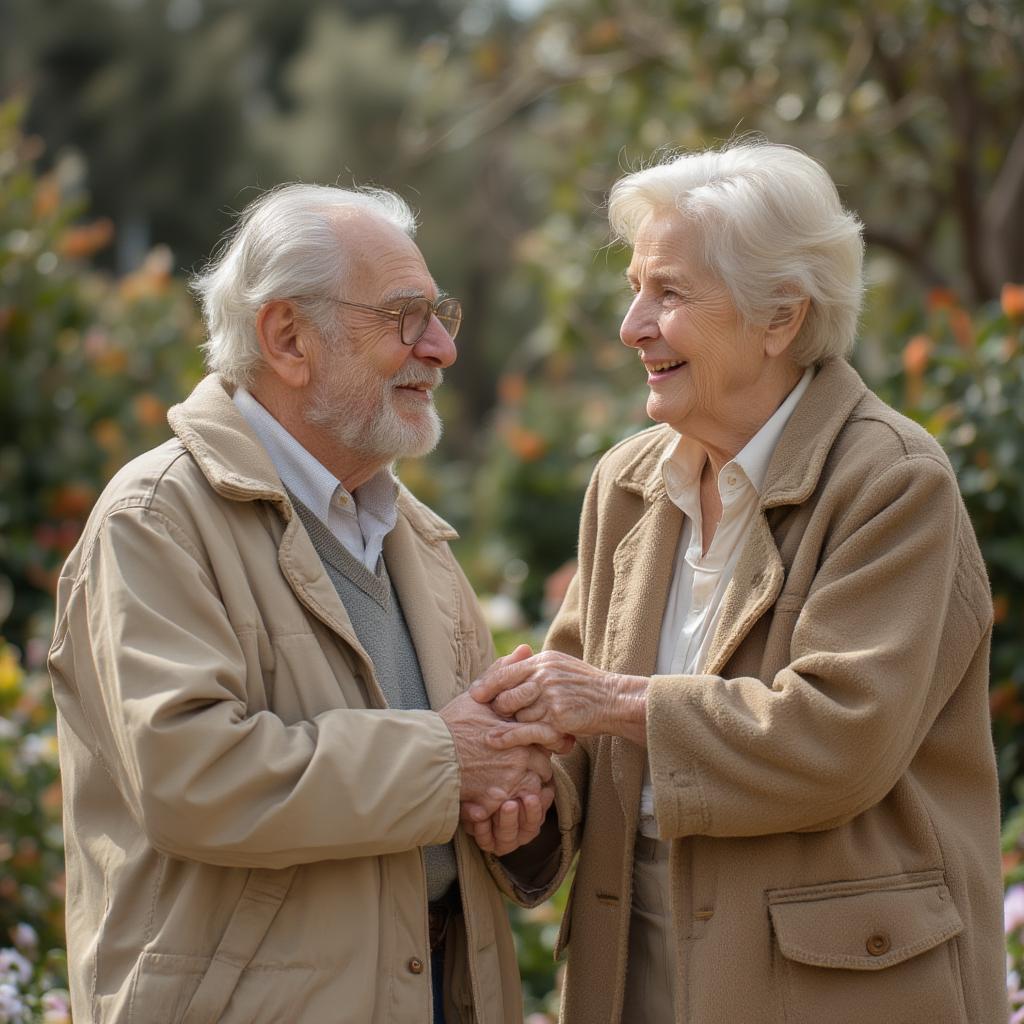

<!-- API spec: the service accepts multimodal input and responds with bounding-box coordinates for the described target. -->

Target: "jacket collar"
[611,357,867,509]
[167,375,457,543]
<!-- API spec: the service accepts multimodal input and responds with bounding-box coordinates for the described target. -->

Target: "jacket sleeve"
[57,503,461,869]
[646,453,992,839]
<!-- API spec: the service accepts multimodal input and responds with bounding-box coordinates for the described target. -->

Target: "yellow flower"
[0,643,23,696]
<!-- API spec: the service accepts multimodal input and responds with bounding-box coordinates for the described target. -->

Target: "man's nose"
[411,315,457,368]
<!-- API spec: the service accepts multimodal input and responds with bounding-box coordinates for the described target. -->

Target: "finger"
[538,784,556,814]
[460,802,490,824]
[502,643,533,665]
[493,800,520,849]
[492,680,542,717]
[515,771,542,797]
[469,658,535,704]
[525,746,555,783]
[468,816,496,852]
[489,721,565,753]
[519,791,543,834]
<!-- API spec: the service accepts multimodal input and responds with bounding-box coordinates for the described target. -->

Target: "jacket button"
[866,933,891,956]
[407,957,425,975]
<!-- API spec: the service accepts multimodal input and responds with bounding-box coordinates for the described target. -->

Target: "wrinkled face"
[305,215,457,462]
[620,212,765,438]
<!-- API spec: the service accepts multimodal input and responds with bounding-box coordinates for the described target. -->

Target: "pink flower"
[1006,885,1024,935]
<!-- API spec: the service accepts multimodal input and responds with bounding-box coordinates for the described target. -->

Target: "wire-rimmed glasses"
[327,295,462,346]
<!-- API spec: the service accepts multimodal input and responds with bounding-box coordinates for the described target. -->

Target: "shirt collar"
[733,366,814,492]
[659,366,815,510]
[232,387,398,528]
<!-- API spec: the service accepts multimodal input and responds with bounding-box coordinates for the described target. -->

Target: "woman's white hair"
[191,183,417,387]
[608,141,864,365]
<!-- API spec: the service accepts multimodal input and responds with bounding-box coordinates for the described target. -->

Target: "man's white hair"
[608,141,864,365]
[191,183,417,387]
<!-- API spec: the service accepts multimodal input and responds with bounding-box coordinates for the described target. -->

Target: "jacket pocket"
[767,871,967,1024]
[128,952,208,1024]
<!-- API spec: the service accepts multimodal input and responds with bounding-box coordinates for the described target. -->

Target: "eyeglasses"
[326,294,462,346]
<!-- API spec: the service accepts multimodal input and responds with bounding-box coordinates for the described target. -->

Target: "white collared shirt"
[233,387,398,572]
[638,367,814,837]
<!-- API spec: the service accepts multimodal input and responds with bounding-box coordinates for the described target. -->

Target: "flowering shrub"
[895,288,1024,803]
[0,638,69,1024]
[3,92,1024,1020]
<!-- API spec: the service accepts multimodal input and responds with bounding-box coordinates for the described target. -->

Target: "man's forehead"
[337,217,436,299]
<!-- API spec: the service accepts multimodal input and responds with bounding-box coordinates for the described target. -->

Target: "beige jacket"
[49,376,522,1024]
[516,358,1005,1023]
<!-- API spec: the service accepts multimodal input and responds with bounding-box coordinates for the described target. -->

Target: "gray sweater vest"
[290,494,457,902]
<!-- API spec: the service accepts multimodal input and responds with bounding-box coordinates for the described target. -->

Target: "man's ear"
[256,299,314,389]
[764,296,810,359]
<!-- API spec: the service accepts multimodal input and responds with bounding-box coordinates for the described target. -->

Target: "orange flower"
[497,372,527,407]
[585,18,622,49]
[133,392,168,428]
[948,308,974,351]
[1002,283,1024,319]
[501,421,547,461]
[993,593,1009,625]
[49,482,96,519]
[119,246,173,301]
[33,173,61,218]
[926,287,958,311]
[93,418,124,452]
[57,217,114,259]
[902,334,932,377]
[990,680,1018,719]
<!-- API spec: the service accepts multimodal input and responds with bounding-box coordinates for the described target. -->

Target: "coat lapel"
[701,512,784,676]
[606,462,683,822]
[383,503,462,712]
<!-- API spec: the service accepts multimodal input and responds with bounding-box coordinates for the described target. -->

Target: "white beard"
[305,357,443,463]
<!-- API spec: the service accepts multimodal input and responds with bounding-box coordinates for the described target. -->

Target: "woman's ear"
[764,296,810,358]
[256,299,314,389]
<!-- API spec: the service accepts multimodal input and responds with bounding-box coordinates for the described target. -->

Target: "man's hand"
[469,649,649,745]
[460,780,555,856]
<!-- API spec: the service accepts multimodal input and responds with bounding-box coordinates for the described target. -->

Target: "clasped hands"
[441,645,647,856]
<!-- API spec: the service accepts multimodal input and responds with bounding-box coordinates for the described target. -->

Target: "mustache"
[390,364,443,389]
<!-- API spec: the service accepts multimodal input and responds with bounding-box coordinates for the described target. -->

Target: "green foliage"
[0,98,204,645]
[889,288,1024,802]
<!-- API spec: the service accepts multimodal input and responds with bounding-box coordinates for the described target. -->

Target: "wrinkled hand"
[440,647,571,819]
[460,779,555,855]
[469,649,648,745]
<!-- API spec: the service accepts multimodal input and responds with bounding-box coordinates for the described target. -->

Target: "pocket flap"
[768,875,964,971]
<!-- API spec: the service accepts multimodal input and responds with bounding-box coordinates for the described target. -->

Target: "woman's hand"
[469,650,649,745]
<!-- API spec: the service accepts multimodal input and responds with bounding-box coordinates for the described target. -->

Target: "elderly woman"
[469,142,1005,1023]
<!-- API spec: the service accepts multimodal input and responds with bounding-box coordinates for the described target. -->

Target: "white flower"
[0,981,27,1024]
[40,989,71,1024]
[7,927,35,954]
[0,719,16,742]
[17,733,58,768]
[1006,884,1024,935]
[0,950,30,986]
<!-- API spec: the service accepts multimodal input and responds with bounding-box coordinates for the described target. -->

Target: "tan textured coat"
[531,358,1005,1023]
[48,375,522,1024]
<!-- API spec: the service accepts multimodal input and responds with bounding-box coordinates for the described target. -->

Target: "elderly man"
[469,142,1005,1023]
[48,184,564,1024]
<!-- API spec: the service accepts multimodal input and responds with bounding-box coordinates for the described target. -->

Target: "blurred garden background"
[1,0,1023,1020]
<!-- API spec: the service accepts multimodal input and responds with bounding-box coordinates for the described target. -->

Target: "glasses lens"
[435,297,462,340]
[401,297,432,346]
